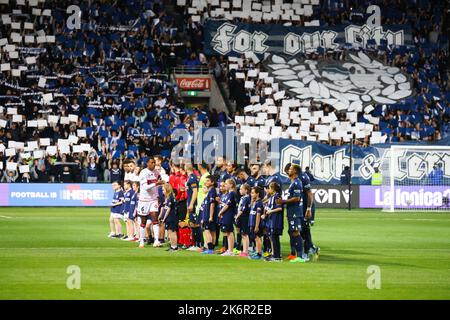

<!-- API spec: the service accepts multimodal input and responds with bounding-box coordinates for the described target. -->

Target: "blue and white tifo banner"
[277,138,450,185]
[0,184,113,207]
[204,20,413,56]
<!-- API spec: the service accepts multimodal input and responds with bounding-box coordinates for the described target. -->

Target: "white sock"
[152,224,160,242]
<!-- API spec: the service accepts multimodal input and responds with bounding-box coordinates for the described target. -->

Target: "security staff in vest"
[371,167,382,186]
[340,166,351,185]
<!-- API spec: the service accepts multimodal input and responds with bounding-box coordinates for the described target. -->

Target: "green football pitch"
[0,207,449,300]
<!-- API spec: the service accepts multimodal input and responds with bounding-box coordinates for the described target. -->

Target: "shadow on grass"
[319,253,417,268]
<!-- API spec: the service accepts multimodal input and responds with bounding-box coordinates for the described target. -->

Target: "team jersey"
[221,191,237,225]
[265,173,282,189]
[253,175,266,188]
[123,189,133,213]
[230,173,240,187]
[267,192,283,230]
[169,173,179,197]
[110,168,121,182]
[111,189,125,214]
[242,176,256,188]
[249,199,264,229]
[87,163,98,177]
[218,169,231,184]
[177,173,188,201]
[129,190,138,215]
[238,194,251,217]
[201,187,217,223]
[196,172,210,214]
[229,174,242,202]
[217,192,226,224]
[158,186,165,208]
[138,168,160,201]
[157,166,168,181]
[162,194,177,222]
[186,173,199,207]
[285,178,303,219]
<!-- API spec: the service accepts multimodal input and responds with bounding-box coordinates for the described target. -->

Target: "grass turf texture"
[0,207,449,300]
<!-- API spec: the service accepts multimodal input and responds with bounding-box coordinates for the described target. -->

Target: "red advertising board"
[176,77,211,90]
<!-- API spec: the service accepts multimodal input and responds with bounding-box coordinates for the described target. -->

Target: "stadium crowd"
[219,0,450,146]
[0,0,228,183]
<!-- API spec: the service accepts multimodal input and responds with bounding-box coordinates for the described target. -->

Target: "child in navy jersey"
[160,183,178,251]
[217,179,237,256]
[109,181,124,238]
[235,183,251,257]
[249,187,264,260]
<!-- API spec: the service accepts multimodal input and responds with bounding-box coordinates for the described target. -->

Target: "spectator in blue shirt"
[428,163,444,185]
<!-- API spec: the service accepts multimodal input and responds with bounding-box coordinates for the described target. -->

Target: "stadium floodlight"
[380,145,450,212]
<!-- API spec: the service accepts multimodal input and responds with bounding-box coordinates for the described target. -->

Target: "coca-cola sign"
[360,186,450,209]
[176,77,210,90]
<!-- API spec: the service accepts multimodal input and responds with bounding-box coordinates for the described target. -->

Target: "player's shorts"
[239,215,250,235]
[165,220,178,232]
[128,210,135,221]
[110,212,124,220]
[220,222,234,233]
[262,218,271,230]
[260,218,268,230]
[137,200,159,216]
[202,220,217,231]
[177,200,187,221]
[233,217,241,228]
[287,216,302,233]
[188,211,197,223]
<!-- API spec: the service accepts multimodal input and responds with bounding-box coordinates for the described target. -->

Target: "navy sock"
[207,242,214,250]
[263,235,271,252]
[294,234,303,257]
[303,224,313,253]
[250,236,256,250]
[223,236,228,249]
[236,232,242,250]
[271,235,281,259]
[194,227,202,247]
[215,228,221,247]
[289,235,296,256]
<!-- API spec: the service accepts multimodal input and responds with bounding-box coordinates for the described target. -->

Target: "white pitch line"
[0,215,12,219]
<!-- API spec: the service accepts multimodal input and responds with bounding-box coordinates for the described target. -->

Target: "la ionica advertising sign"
[360,186,450,209]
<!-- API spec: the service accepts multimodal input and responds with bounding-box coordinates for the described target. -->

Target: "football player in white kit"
[124,159,140,240]
[137,157,164,248]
